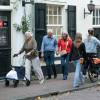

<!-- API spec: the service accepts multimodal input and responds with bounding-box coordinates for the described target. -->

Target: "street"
[40,85,100,100]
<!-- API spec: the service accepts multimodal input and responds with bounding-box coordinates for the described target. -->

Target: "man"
[41,29,58,80]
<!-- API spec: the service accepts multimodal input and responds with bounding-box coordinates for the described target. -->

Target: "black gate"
[94,28,100,58]
[35,3,47,52]
[0,11,11,77]
[68,5,76,41]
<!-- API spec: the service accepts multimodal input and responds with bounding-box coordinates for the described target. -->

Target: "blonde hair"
[61,30,68,39]
[73,33,82,48]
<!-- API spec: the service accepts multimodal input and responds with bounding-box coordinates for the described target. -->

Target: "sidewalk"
[0,73,100,100]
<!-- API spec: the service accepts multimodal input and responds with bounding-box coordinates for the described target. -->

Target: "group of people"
[15,28,100,88]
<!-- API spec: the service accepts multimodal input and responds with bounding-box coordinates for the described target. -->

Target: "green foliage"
[13,14,32,35]
[10,0,21,10]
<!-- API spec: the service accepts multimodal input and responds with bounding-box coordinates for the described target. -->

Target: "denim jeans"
[61,53,69,79]
[73,59,84,87]
[44,52,57,77]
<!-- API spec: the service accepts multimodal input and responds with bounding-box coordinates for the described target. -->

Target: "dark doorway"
[35,3,47,52]
[68,5,76,41]
[94,28,100,58]
[0,11,11,77]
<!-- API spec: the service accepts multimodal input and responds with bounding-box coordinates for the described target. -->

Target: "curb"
[13,82,100,100]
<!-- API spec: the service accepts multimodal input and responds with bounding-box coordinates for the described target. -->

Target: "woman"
[83,28,100,75]
[69,33,86,88]
[57,30,72,80]
[15,31,44,84]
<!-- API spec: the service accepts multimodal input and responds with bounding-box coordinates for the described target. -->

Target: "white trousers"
[25,57,44,81]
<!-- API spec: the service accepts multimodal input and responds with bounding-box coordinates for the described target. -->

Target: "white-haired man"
[41,29,58,80]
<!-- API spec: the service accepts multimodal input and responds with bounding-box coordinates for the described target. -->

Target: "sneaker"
[39,79,44,84]
[46,77,51,80]
[73,85,79,88]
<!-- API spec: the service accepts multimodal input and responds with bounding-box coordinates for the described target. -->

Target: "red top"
[58,38,72,53]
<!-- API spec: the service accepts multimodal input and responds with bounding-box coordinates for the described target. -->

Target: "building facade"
[0,0,100,77]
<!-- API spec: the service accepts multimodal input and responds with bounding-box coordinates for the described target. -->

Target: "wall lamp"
[84,0,95,18]
[22,0,34,7]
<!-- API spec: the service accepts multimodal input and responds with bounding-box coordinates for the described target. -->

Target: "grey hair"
[47,29,53,33]
[25,31,33,37]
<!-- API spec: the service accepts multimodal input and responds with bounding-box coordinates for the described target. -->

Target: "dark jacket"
[69,43,87,61]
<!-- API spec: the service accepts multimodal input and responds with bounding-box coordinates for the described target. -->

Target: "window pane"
[99,18,100,25]
[54,16,57,24]
[96,18,98,25]
[54,7,57,15]
[49,7,52,15]
[58,7,61,15]
[57,27,61,35]
[58,16,61,24]
[53,27,56,35]
[0,0,10,6]
[49,16,53,24]
[93,18,95,25]
[99,10,100,17]
[96,9,98,16]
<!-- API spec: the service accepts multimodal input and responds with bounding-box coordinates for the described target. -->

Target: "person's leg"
[50,52,57,78]
[25,59,31,81]
[44,52,51,78]
[73,60,81,87]
[32,57,44,81]
[61,56,66,79]
[64,53,70,79]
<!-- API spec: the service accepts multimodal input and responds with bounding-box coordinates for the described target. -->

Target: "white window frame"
[47,5,63,41]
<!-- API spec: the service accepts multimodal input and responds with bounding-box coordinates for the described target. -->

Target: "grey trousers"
[25,57,44,81]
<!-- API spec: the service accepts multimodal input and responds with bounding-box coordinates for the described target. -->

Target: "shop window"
[0,0,10,6]
[47,6,63,41]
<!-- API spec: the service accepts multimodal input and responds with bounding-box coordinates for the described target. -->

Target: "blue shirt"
[41,35,58,52]
[84,36,100,53]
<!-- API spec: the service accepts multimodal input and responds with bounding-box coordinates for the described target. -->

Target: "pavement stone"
[0,73,100,100]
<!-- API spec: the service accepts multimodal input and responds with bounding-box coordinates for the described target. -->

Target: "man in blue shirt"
[41,29,58,80]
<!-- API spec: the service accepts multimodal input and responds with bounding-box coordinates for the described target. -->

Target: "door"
[68,5,76,41]
[0,11,11,77]
[35,3,47,52]
[93,28,100,58]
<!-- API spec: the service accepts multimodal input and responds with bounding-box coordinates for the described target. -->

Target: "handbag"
[60,40,68,56]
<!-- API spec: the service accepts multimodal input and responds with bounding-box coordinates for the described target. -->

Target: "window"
[47,6,63,41]
[93,9,100,25]
[0,0,10,6]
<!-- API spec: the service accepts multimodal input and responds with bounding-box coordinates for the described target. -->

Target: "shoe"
[63,77,67,80]
[73,85,79,88]
[46,77,51,80]
[39,79,44,84]
[54,75,57,79]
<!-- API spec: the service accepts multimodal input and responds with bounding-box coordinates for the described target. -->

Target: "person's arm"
[69,43,73,62]
[94,37,100,46]
[54,38,58,51]
[30,39,37,54]
[58,39,61,52]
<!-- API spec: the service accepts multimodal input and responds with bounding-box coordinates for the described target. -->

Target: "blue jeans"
[44,52,57,77]
[73,60,84,87]
[61,53,69,79]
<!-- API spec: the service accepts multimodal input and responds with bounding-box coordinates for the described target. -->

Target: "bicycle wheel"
[88,65,98,82]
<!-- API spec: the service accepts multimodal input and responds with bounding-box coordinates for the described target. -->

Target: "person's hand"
[41,52,44,58]
[56,51,59,55]
[69,61,72,63]
[26,52,31,56]
[13,52,19,57]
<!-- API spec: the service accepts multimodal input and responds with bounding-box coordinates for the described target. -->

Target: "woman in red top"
[57,31,72,80]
